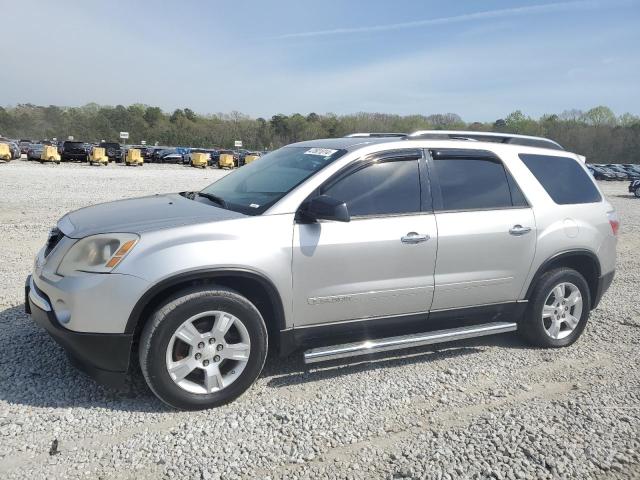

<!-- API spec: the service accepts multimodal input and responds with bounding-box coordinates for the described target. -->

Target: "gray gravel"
[0,159,638,479]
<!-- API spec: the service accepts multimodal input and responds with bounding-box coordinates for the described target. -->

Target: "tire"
[139,286,268,410]
[519,268,591,348]
[634,187,640,198]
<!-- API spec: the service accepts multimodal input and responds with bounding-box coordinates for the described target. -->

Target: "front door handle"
[509,225,532,236]
[401,232,430,244]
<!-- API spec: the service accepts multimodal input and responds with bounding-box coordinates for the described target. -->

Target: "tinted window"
[506,169,528,207]
[519,154,601,204]
[433,157,513,210]
[323,160,421,217]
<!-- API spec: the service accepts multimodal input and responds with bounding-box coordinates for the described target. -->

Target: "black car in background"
[27,144,44,160]
[99,142,122,162]
[19,140,32,154]
[60,141,88,162]
[629,179,640,197]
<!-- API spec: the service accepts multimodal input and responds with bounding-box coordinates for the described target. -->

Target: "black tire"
[634,186,640,198]
[519,268,591,348]
[139,286,268,410]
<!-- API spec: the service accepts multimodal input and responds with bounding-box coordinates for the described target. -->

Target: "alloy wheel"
[541,282,583,340]
[165,311,251,394]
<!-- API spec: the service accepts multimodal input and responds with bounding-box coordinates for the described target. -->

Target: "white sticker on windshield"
[304,148,338,157]
[249,203,260,208]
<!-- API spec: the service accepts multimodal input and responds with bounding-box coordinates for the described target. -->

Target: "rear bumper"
[25,275,132,389]
[593,270,615,309]
[62,153,87,160]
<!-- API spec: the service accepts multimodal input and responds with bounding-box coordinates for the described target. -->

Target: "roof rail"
[405,130,564,150]
[344,132,408,138]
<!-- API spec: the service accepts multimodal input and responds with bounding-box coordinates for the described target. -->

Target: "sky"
[1,0,639,121]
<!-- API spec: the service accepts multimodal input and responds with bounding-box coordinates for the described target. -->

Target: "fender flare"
[124,268,286,334]
[524,249,601,303]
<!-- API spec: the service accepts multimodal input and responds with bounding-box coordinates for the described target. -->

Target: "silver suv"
[26,132,618,410]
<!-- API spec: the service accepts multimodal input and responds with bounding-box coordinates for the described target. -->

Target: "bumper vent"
[44,227,65,257]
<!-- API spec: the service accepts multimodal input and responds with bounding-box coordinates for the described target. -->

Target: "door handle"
[401,232,430,244]
[509,225,532,236]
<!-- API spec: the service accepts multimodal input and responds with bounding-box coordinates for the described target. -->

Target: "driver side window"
[322,159,421,217]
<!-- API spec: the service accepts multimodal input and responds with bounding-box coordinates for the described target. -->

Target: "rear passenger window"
[323,160,421,216]
[519,154,601,204]
[432,157,516,210]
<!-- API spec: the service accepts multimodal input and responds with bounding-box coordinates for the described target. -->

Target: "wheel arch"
[525,249,601,309]
[126,268,286,351]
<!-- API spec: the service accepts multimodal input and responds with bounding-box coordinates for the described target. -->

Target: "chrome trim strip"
[428,300,516,313]
[303,321,517,364]
[29,277,52,312]
[294,310,429,330]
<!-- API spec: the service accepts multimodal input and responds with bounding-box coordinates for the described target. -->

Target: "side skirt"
[279,301,527,357]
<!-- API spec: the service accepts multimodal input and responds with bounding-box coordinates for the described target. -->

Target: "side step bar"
[303,321,517,364]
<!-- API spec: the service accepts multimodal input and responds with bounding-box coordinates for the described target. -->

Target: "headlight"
[57,233,139,276]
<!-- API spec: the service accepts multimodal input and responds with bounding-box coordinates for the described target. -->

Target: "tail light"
[607,210,620,236]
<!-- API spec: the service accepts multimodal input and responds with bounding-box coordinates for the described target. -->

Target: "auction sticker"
[304,148,338,157]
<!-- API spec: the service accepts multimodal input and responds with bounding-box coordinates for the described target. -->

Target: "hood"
[58,193,245,238]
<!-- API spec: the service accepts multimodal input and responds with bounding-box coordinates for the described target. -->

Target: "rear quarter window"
[519,154,601,205]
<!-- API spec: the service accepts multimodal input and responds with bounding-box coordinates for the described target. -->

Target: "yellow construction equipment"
[244,153,260,164]
[0,143,11,161]
[218,152,235,169]
[125,148,144,166]
[191,152,208,169]
[40,145,61,164]
[89,147,109,166]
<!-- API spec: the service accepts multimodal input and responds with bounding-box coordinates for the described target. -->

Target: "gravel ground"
[0,159,638,479]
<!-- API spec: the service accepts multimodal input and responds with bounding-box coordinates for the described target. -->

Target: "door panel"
[293,215,437,326]
[432,208,536,310]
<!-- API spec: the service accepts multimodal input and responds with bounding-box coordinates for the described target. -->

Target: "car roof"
[288,137,396,151]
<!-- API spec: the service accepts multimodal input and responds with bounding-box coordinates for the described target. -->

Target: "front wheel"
[139,286,268,410]
[519,268,591,348]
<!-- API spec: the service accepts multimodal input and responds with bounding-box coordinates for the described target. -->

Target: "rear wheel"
[139,286,268,410]
[519,268,590,348]
[634,186,640,198]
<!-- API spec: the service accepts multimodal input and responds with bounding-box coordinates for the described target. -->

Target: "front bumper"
[25,275,132,388]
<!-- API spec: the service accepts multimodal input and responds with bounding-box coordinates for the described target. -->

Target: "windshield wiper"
[198,192,228,209]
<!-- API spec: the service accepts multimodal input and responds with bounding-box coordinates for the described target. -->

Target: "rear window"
[519,154,601,205]
[65,142,84,148]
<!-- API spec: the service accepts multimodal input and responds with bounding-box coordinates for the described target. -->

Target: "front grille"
[44,227,64,257]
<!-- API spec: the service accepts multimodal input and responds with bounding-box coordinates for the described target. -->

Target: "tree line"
[0,103,638,163]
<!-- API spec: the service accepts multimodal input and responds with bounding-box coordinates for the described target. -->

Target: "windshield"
[200,146,345,215]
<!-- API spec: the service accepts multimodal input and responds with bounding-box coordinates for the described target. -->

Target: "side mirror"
[299,195,350,223]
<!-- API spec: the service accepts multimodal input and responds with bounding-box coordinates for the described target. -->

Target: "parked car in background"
[19,140,32,154]
[99,142,122,163]
[60,141,89,162]
[208,149,221,167]
[27,144,45,160]
[629,179,640,197]
[158,149,184,164]
[150,147,171,163]
[621,164,640,178]
[593,165,626,180]
[8,142,21,159]
[588,165,617,181]
[604,164,631,179]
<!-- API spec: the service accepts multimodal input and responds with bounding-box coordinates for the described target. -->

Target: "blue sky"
[1,0,639,120]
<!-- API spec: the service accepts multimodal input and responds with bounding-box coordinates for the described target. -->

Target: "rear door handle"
[509,225,532,236]
[401,232,430,244]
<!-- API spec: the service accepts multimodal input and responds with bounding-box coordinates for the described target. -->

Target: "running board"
[303,321,517,364]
